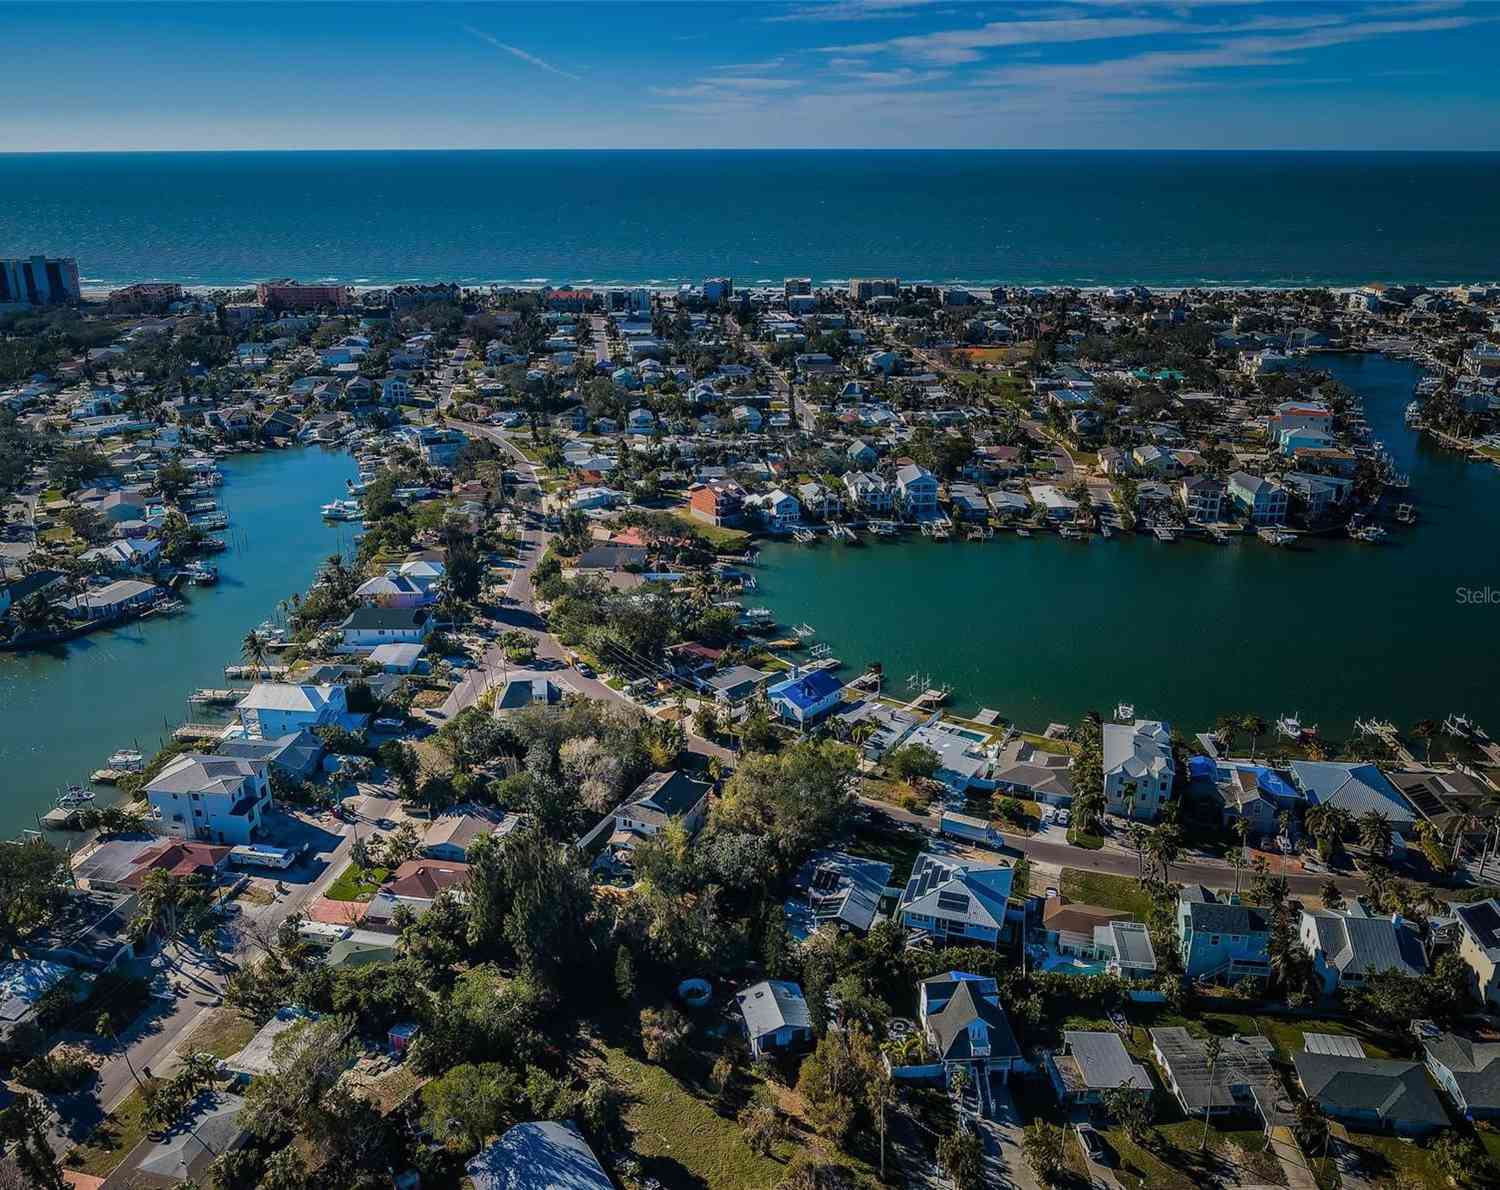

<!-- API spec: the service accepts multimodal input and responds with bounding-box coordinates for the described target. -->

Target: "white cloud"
[824,16,1189,64]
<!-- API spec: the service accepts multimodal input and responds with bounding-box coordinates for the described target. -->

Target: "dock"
[90,768,130,784]
[40,807,84,831]
[972,708,1002,726]
[225,664,288,679]
[173,723,226,742]
[189,688,243,705]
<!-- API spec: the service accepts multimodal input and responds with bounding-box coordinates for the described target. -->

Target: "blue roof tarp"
[1188,755,1218,780]
[1254,767,1298,800]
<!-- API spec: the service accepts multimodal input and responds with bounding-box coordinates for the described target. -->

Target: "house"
[1048,1031,1152,1105]
[731,404,763,432]
[1042,895,1131,959]
[216,729,324,780]
[1096,920,1159,982]
[736,980,813,1059]
[1028,483,1079,521]
[1299,906,1426,994]
[895,464,939,516]
[146,754,272,845]
[701,664,771,706]
[1228,471,1289,525]
[423,805,522,862]
[1267,401,1333,441]
[1452,899,1500,1009]
[0,959,80,1045]
[353,572,430,608]
[1177,888,1271,983]
[80,536,162,575]
[990,740,1075,805]
[0,569,65,619]
[747,488,801,532]
[898,852,1015,948]
[1102,718,1175,820]
[627,407,656,434]
[1151,1027,1283,1122]
[1420,1027,1500,1120]
[986,488,1030,522]
[767,667,845,726]
[1292,1051,1449,1136]
[796,481,842,521]
[74,838,231,893]
[687,479,746,527]
[947,483,989,522]
[338,605,431,650]
[1132,444,1182,477]
[365,860,471,928]
[847,439,878,467]
[595,769,713,873]
[236,682,348,739]
[1178,475,1225,524]
[1283,471,1353,520]
[491,668,567,713]
[784,850,893,942]
[567,543,647,578]
[62,578,160,621]
[19,889,138,973]
[918,971,1020,1082]
[366,642,424,673]
[1208,763,1286,836]
[466,1121,613,1190]
[843,470,895,512]
[223,1006,321,1080]
[1289,761,1419,835]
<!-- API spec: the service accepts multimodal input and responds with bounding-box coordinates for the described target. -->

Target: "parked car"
[1074,1123,1110,1166]
[1056,808,1071,827]
[372,717,406,732]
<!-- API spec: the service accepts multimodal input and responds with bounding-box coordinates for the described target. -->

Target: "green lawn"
[1060,868,1155,919]
[597,1042,794,1189]
[323,862,389,902]
[1020,731,1077,755]
[1066,827,1105,850]
[65,1086,151,1178]
[669,509,751,549]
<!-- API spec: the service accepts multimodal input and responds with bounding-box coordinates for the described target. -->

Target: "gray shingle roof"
[927,980,1020,1062]
[1185,899,1270,936]
[1062,1031,1152,1091]
[1292,1052,1449,1130]
[1302,910,1426,979]
[1422,1032,1500,1113]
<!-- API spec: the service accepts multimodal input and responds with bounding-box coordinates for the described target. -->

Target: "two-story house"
[593,770,713,874]
[1299,906,1426,994]
[895,464,939,517]
[1452,899,1500,1009]
[1102,718,1175,820]
[236,683,348,740]
[898,852,1015,948]
[1178,887,1270,983]
[918,971,1021,1084]
[146,754,271,845]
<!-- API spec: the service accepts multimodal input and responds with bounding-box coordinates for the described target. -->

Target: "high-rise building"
[703,277,733,303]
[0,256,82,307]
[256,281,351,310]
[784,277,813,298]
[849,277,900,303]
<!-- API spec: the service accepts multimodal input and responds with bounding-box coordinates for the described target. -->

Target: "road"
[47,799,371,1156]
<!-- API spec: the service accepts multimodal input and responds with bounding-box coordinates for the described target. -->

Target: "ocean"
[3,150,1500,290]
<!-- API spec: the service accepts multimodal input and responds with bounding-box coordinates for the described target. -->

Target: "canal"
[753,354,1500,738]
[0,446,356,840]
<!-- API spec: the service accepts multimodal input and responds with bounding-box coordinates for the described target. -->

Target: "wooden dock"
[972,708,1002,726]
[173,723,225,742]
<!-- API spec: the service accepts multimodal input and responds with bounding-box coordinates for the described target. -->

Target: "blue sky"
[4,1,1498,150]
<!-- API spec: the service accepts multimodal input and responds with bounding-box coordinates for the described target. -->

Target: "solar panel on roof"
[936,891,971,913]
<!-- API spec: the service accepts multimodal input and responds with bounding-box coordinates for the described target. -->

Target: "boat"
[106,748,144,770]
[184,561,218,585]
[1394,503,1416,524]
[1153,525,1176,542]
[1015,527,1031,537]
[1060,524,1085,540]
[1276,712,1318,740]
[1405,400,1423,426]
[1115,703,1135,721]
[320,499,363,521]
[1354,524,1387,543]
[57,784,96,809]
[1258,527,1295,546]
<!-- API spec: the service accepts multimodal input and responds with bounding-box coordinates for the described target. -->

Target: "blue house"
[767,668,845,726]
[1178,887,1271,983]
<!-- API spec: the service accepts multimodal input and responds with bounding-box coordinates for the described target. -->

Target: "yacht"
[320,498,364,521]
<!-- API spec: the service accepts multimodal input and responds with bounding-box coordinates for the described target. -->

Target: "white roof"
[238,683,340,713]
[1102,718,1173,781]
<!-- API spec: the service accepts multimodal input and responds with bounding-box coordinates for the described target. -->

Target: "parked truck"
[937,811,1004,849]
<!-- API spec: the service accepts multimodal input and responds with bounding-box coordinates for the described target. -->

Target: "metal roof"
[1303,1032,1367,1058]
[1062,1031,1152,1092]
[736,980,811,1039]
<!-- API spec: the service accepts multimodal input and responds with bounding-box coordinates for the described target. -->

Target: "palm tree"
[1200,1035,1222,1150]
[1448,810,1483,867]
[1242,715,1269,761]
[1213,714,1239,752]
[1410,718,1440,763]
[240,628,268,679]
[1128,823,1150,880]
[1146,822,1182,882]
[96,1012,146,1090]
[1357,810,1393,857]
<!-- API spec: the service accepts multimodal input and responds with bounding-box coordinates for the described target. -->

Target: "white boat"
[106,749,144,770]
[57,784,96,808]
[184,561,218,585]
[1015,527,1031,537]
[1153,525,1176,542]
[1394,503,1416,524]
[320,499,363,521]
[1115,703,1135,721]
[1405,400,1423,426]
[1258,527,1295,546]
[1276,712,1318,740]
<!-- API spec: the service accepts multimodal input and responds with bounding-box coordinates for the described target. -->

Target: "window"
[1210,935,1221,946]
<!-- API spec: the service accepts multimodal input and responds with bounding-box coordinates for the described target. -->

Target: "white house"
[338,606,432,650]
[895,464,939,516]
[237,683,349,740]
[146,754,271,845]
[898,852,1015,947]
[1102,718,1175,820]
[748,488,801,533]
[731,404,763,432]
[736,980,813,1059]
[1299,906,1426,994]
[843,470,894,512]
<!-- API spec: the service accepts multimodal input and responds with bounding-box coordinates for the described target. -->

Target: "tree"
[938,1127,985,1190]
[1357,809,1393,857]
[420,1061,524,1154]
[1411,718,1440,763]
[1199,1035,1222,1150]
[1242,714,1268,760]
[795,1025,883,1145]
[0,1093,66,1190]
[0,837,68,956]
[1319,879,1345,911]
[639,1004,690,1066]
[378,739,420,800]
[1102,1086,1154,1143]
[240,629,269,680]
[740,1102,786,1156]
[1022,1121,1067,1184]
[886,744,940,784]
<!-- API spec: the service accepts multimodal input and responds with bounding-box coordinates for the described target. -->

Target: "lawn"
[181,1007,257,1060]
[323,862,389,902]
[65,1086,151,1178]
[1066,827,1105,850]
[1020,731,1077,755]
[596,1042,793,1189]
[669,509,751,549]
[846,821,924,885]
[1060,868,1156,920]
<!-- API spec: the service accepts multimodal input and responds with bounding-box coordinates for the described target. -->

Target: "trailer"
[230,843,300,870]
[937,811,1004,849]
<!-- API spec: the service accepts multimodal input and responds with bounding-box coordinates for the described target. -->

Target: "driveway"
[985,1080,1041,1190]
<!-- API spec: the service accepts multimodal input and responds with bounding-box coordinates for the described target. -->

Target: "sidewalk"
[1268,1125,1321,1190]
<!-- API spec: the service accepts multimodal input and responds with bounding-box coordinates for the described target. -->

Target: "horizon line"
[5,146,1500,156]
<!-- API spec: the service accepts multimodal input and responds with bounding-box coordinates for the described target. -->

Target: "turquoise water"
[753,355,1500,736]
[4,151,1500,288]
[0,447,356,840]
